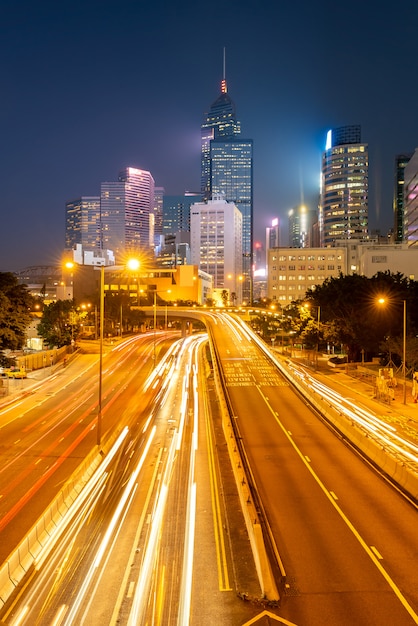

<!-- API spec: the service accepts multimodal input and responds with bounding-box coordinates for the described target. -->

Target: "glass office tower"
[210,139,253,302]
[320,125,369,247]
[201,78,241,201]
[100,167,155,262]
[393,154,412,242]
[201,73,253,303]
[65,196,101,251]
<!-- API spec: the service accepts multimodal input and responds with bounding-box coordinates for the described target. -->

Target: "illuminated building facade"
[404,148,418,247]
[267,247,347,304]
[153,186,164,249]
[162,192,201,237]
[201,75,241,201]
[320,125,368,246]
[266,218,280,251]
[201,68,253,302]
[393,154,412,243]
[100,167,155,261]
[190,197,243,303]
[65,196,101,251]
[288,206,318,248]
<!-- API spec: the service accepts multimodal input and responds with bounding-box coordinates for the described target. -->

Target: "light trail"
[225,313,418,472]
[127,334,206,626]
[63,426,156,625]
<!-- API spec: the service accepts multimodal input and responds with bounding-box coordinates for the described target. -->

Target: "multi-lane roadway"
[0,312,417,626]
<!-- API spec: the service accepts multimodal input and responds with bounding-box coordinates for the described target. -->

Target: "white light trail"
[62,426,156,626]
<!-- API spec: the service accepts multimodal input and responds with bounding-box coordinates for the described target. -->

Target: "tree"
[37,300,76,348]
[305,271,418,362]
[0,272,34,350]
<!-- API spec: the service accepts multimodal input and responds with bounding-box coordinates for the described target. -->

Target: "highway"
[1,335,206,625]
[0,311,417,625]
[208,312,418,625]
[0,332,175,561]
[0,332,261,626]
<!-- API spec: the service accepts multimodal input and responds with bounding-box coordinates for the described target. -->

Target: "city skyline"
[1,0,418,272]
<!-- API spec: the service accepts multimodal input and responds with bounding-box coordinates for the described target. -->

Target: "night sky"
[1,0,418,272]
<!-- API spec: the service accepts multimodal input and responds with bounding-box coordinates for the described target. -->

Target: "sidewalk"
[0,368,52,406]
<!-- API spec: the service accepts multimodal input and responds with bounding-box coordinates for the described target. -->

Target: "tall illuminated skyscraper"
[201,55,253,302]
[393,153,412,242]
[288,205,318,248]
[404,148,418,247]
[190,196,243,303]
[320,125,368,247]
[153,186,165,249]
[100,167,155,261]
[65,196,101,251]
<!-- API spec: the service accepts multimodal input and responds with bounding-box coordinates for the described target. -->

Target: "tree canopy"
[37,300,76,348]
[0,272,34,350]
[305,271,418,363]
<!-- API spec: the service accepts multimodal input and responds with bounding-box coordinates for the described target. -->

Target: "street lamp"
[97,258,140,447]
[165,289,171,330]
[98,264,105,446]
[378,297,407,405]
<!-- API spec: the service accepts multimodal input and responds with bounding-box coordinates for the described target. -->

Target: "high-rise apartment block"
[100,167,155,262]
[201,67,253,303]
[190,197,243,303]
[320,125,368,247]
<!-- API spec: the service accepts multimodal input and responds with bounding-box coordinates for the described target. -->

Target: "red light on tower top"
[221,78,227,93]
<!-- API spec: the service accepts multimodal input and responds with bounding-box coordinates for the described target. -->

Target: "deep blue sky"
[1,0,418,272]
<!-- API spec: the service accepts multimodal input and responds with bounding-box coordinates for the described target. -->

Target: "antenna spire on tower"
[221,47,227,93]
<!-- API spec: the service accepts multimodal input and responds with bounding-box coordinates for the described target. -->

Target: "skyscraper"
[288,205,318,248]
[201,57,253,303]
[393,153,412,243]
[100,167,155,261]
[404,148,418,247]
[162,192,200,238]
[190,196,243,303]
[266,218,280,251]
[320,125,368,247]
[65,196,101,251]
[153,186,165,249]
[201,66,241,201]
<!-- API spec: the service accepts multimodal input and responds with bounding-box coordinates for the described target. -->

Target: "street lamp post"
[97,258,140,447]
[151,288,171,366]
[402,299,406,405]
[98,264,104,446]
[153,289,157,367]
[378,297,407,405]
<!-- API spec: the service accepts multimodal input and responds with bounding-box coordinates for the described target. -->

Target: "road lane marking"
[127,581,135,598]
[256,386,418,624]
[371,546,383,560]
[204,386,232,592]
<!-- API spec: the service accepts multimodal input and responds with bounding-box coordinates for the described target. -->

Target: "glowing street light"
[378,297,407,405]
